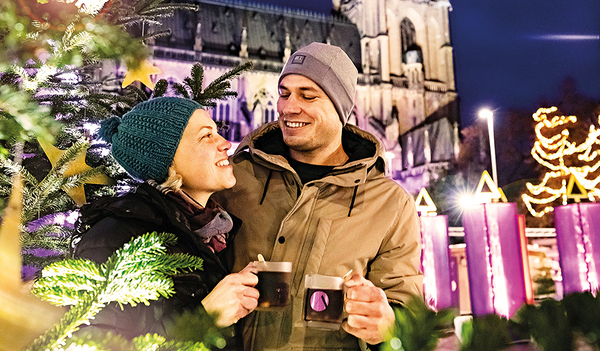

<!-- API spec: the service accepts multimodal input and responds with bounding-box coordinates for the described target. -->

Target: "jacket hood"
[234,121,388,186]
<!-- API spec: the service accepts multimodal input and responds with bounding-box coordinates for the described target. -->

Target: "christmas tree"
[0,0,251,349]
[0,0,202,275]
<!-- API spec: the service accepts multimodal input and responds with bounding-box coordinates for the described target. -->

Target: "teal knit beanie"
[98,97,202,182]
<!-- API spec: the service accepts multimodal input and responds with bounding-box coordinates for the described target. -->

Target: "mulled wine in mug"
[304,274,345,329]
[254,261,292,310]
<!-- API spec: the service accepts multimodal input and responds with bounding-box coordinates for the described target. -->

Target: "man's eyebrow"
[278,85,319,92]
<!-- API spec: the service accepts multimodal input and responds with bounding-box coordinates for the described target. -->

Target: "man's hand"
[202,263,259,327]
[342,273,395,345]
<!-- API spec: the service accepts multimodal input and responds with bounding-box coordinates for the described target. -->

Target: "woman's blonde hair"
[155,166,183,193]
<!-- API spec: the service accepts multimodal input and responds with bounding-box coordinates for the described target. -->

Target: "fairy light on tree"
[522,107,600,217]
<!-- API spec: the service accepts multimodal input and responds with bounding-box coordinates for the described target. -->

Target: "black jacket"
[72,183,232,338]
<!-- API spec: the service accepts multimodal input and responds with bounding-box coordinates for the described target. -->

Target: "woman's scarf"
[166,191,233,253]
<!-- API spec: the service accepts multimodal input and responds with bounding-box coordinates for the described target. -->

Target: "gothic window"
[400,18,416,54]
[401,18,422,64]
[391,106,399,122]
[264,108,276,123]
[225,104,230,123]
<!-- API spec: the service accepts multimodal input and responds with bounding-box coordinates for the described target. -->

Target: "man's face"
[277,74,343,163]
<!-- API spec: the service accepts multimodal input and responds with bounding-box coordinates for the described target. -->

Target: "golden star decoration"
[38,138,114,206]
[121,59,163,90]
[0,174,65,350]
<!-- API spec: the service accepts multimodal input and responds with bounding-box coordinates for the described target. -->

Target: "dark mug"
[304,274,345,328]
[255,261,292,310]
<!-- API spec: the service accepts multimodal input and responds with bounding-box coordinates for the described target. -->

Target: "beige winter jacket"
[213,122,423,351]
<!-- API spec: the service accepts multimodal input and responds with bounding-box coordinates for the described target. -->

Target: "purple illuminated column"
[554,203,600,295]
[462,203,527,317]
[421,215,453,311]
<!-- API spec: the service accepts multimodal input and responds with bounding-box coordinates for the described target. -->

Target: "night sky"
[236,0,600,128]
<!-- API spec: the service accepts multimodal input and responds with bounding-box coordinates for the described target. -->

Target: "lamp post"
[479,109,498,186]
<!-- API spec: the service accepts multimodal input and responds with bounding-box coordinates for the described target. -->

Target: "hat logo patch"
[291,55,306,64]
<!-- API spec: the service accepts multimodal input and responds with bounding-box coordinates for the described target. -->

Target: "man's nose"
[279,95,301,115]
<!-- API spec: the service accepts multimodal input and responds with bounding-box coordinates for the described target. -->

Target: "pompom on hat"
[278,42,358,125]
[98,97,202,182]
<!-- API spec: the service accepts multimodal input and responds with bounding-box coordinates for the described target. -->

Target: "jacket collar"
[234,122,388,186]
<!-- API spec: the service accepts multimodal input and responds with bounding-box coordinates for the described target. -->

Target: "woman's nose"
[219,135,232,151]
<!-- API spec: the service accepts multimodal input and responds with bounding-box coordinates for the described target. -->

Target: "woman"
[72,97,258,338]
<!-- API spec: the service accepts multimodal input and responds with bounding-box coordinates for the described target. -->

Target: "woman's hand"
[202,263,259,327]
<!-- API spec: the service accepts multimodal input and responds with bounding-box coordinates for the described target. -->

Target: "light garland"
[522,107,600,217]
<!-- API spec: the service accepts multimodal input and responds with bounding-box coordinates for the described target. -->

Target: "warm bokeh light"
[522,107,600,217]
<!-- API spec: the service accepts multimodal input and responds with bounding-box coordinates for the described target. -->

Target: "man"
[213,42,423,350]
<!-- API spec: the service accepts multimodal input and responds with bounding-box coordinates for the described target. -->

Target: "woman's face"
[172,109,235,206]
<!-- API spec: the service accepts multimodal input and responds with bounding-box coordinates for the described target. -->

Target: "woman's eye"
[201,133,212,140]
[303,95,317,100]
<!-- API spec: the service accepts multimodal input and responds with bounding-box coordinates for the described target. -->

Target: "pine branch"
[206,61,252,91]
[176,61,253,107]
[458,314,514,351]
[64,330,131,351]
[30,232,205,350]
[22,232,70,252]
[383,297,454,351]
[62,166,111,189]
[27,293,105,350]
[21,254,67,276]
[51,140,89,175]
[125,84,153,103]
[167,306,225,350]
[144,28,173,41]
[132,333,208,351]
[186,64,205,98]
[0,157,39,188]
[110,0,199,28]
[172,82,191,99]
[153,79,168,97]
[100,232,201,306]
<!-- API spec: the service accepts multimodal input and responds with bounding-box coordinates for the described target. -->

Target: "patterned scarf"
[166,190,233,253]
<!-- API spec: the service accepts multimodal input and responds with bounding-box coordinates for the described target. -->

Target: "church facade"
[127,0,460,194]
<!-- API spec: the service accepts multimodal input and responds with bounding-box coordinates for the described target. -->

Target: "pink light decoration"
[554,203,600,295]
[517,215,535,304]
[420,215,454,311]
[462,203,528,318]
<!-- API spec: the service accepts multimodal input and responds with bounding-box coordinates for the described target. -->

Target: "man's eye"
[279,93,290,98]
[201,133,212,140]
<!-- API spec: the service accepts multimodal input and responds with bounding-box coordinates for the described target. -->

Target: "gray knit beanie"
[98,97,202,182]
[279,42,358,125]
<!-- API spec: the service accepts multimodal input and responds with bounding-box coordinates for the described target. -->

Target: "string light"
[522,107,600,217]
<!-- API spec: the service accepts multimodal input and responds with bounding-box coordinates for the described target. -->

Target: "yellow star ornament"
[0,174,65,350]
[38,138,114,206]
[121,59,163,89]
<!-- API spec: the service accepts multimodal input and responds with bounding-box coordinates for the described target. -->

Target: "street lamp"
[479,108,498,186]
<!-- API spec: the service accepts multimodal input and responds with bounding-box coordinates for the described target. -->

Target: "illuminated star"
[121,59,163,90]
[38,138,114,206]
